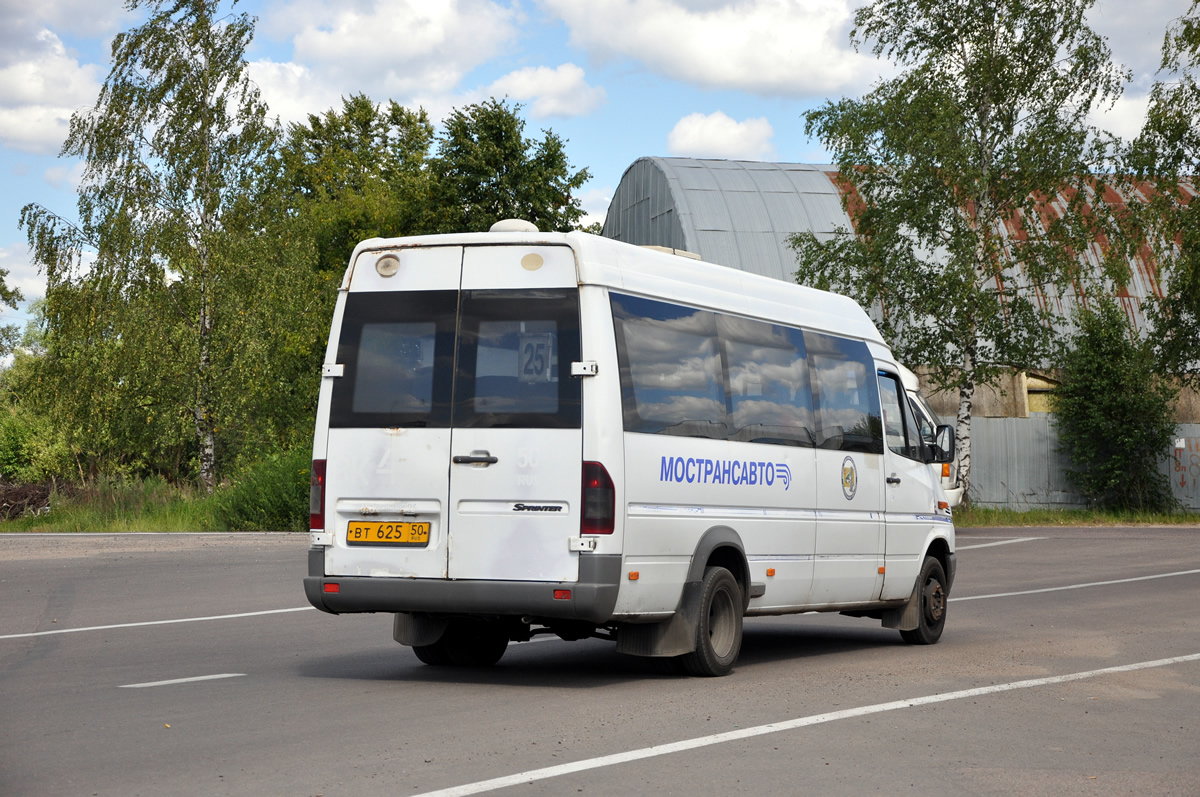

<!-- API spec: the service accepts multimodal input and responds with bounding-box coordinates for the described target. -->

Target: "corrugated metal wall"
[970,417,1200,510]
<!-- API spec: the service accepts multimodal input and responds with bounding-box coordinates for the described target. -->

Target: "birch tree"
[790,0,1128,499]
[1128,1,1200,387]
[19,0,277,490]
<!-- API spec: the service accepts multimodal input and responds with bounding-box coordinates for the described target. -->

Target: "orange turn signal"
[628,571,639,581]
[766,568,776,577]
[878,566,886,574]
[941,463,951,478]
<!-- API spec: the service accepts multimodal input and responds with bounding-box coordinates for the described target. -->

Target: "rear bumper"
[303,549,622,624]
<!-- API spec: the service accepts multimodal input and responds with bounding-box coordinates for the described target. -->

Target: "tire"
[411,619,508,666]
[680,566,744,677]
[412,640,451,665]
[900,556,948,645]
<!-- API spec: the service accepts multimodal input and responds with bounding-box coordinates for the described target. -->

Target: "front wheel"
[680,566,744,677]
[900,556,947,645]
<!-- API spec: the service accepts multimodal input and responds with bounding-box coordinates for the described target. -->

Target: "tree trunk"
[195,292,216,493]
[955,342,976,506]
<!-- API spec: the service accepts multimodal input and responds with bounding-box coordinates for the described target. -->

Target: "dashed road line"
[957,536,1044,550]
[120,673,246,688]
[0,607,314,640]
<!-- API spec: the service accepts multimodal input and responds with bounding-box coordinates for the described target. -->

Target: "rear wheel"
[412,619,509,666]
[900,556,947,645]
[680,566,743,677]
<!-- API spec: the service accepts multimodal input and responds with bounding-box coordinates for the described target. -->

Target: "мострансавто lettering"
[659,456,791,490]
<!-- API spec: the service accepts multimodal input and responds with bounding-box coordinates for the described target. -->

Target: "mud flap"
[393,612,449,647]
[615,580,702,657]
[881,586,920,631]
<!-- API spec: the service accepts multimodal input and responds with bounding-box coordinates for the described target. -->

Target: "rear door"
[324,243,583,582]
[447,245,582,581]
[324,246,463,579]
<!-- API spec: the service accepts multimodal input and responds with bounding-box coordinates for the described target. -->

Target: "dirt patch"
[0,482,80,521]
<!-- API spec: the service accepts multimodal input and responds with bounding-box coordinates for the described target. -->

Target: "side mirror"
[927,424,955,464]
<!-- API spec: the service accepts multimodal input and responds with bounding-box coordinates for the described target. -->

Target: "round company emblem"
[841,456,858,500]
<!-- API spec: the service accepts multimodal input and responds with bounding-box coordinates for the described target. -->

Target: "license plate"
[346,521,430,546]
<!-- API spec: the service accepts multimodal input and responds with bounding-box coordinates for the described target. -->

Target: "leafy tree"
[18,0,307,490]
[1126,1,1200,388]
[1053,299,1177,511]
[0,279,21,359]
[279,96,593,274]
[790,0,1128,499]
[279,93,436,273]
[428,98,591,233]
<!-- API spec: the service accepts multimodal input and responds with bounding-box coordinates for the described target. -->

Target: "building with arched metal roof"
[601,157,847,282]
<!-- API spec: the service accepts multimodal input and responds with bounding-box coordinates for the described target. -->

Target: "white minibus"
[304,222,957,676]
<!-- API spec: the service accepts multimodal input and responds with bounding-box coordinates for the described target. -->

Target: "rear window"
[330,289,580,429]
[452,290,581,429]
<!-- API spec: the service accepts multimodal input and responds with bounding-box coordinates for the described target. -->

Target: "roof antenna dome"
[489,219,539,232]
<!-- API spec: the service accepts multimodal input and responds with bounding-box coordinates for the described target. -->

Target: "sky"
[0,0,1186,330]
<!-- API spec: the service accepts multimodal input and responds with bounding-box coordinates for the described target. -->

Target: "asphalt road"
[1,527,1198,796]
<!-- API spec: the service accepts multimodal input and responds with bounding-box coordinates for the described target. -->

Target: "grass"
[2,476,1197,533]
[953,505,1199,528]
[0,477,219,533]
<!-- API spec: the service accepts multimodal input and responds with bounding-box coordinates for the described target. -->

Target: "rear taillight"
[581,461,614,534]
[310,459,326,531]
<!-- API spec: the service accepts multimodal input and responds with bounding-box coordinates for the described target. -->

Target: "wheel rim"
[923,578,945,624]
[708,586,737,658]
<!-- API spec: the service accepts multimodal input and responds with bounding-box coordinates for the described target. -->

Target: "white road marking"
[119,673,246,688]
[414,652,1200,797]
[957,536,1044,550]
[950,569,1200,602]
[0,607,314,640]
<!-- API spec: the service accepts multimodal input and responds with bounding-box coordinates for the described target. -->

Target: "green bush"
[1053,299,1178,512]
[213,448,310,531]
[0,408,34,481]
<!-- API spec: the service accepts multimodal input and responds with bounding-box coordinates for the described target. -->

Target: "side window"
[878,372,924,461]
[611,294,726,438]
[719,315,815,447]
[804,331,883,454]
[911,393,940,447]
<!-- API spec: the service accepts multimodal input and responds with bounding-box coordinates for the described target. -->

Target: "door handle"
[886,475,902,485]
[453,453,499,465]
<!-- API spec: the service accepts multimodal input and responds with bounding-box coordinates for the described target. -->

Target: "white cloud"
[248,59,344,128]
[538,0,876,96]
[260,0,519,101]
[0,28,101,154]
[487,64,606,118]
[579,186,613,229]
[667,111,775,160]
[43,161,85,191]
[0,242,48,305]
[1088,0,1180,91]
[1,0,127,41]
[1092,92,1151,143]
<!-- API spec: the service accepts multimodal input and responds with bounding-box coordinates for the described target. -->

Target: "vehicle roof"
[347,229,885,346]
